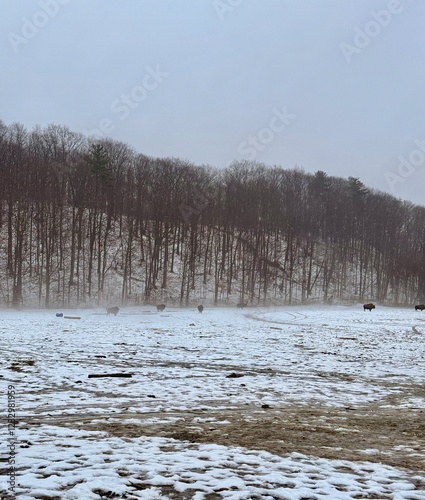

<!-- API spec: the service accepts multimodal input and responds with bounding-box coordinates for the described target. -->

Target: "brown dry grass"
[31,402,424,476]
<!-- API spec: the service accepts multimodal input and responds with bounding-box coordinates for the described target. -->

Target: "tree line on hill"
[0,120,424,308]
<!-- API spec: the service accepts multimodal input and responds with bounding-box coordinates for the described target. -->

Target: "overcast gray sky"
[1,0,425,205]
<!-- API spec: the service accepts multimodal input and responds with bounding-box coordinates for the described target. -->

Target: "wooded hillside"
[1,121,424,308]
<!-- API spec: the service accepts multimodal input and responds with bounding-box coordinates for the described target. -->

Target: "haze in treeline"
[1,120,424,309]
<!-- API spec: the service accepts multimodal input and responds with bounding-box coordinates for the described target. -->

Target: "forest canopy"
[0,120,424,308]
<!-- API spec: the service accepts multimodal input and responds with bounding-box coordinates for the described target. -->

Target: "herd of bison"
[106,303,425,315]
[363,303,425,311]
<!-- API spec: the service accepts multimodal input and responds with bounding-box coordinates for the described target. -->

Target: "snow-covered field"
[1,305,425,499]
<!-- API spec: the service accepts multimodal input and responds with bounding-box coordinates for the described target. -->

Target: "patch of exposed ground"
[22,404,425,475]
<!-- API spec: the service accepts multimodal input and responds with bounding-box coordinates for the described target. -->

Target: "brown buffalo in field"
[363,303,375,312]
[156,304,166,312]
[415,304,425,311]
[107,306,120,316]
[197,305,204,313]
[237,302,247,309]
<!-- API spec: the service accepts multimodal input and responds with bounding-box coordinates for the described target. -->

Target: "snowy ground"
[1,305,424,499]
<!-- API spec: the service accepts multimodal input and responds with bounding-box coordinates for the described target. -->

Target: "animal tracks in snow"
[1,306,424,498]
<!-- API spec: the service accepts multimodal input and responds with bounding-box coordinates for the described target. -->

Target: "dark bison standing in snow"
[415,304,425,311]
[156,304,166,312]
[237,302,247,309]
[363,303,375,312]
[107,306,120,316]
[197,305,204,313]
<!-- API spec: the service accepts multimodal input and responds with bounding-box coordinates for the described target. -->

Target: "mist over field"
[0,122,425,310]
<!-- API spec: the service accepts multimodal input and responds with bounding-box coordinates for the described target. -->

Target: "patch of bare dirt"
[31,404,425,474]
